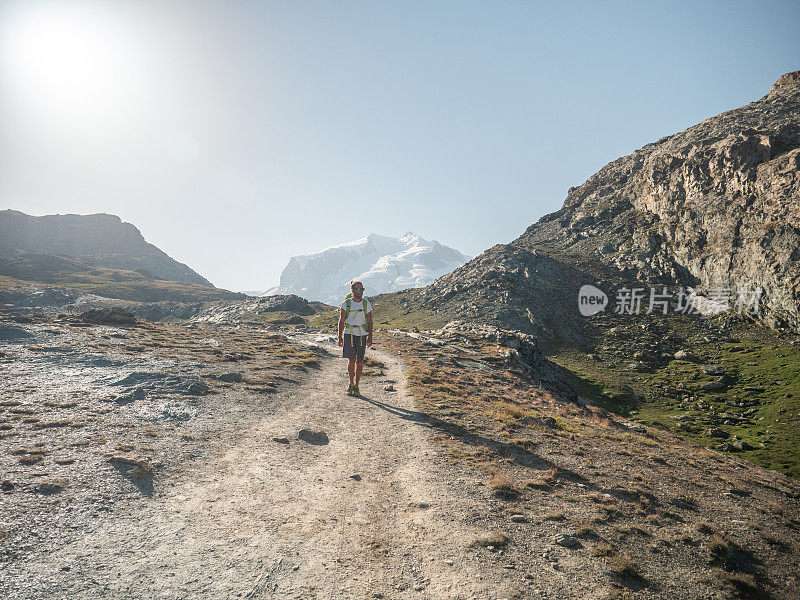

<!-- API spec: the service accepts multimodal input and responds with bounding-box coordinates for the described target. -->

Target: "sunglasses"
[352,286,364,290]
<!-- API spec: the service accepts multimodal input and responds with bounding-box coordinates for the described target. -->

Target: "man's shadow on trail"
[356,394,589,486]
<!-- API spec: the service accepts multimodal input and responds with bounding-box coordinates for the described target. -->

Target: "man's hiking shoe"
[353,385,361,397]
[346,383,354,396]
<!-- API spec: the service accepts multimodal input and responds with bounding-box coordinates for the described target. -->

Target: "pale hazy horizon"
[2,0,798,291]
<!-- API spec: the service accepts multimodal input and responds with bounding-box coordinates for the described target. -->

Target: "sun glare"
[0,2,150,131]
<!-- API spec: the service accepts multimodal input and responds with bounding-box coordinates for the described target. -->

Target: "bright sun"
[0,2,150,131]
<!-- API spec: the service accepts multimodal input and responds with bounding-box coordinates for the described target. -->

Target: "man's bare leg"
[347,358,356,385]
[355,359,363,386]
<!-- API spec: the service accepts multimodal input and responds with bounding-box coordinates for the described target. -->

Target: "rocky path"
[19,343,522,599]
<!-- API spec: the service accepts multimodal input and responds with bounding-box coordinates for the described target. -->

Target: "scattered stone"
[133,400,199,422]
[257,294,315,315]
[187,381,210,395]
[701,364,726,375]
[1,480,14,491]
[383,384,395,392]
[700,376,727,391]
[625,422,647,433]
[79,308,137,326]
[272,437,290,444]
[552,534,581,548]
[510,514,527,523]
[111,372,210,396]
[706,428,730,438]
[35,480,66,495]
[673,350,696,361]
[0,324,34,340]
[732,440,755,451]
[521,415,558,429]
[670,497,696,509]
[271,315,306,325]
[217,372,243,383]
[350,474,362,481]
[116,387,146,404]
[298,429,329,445]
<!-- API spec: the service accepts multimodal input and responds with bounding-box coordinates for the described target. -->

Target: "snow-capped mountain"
[262,232,470,304]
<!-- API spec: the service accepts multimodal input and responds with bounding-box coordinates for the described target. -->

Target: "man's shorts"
[343,334,367,360]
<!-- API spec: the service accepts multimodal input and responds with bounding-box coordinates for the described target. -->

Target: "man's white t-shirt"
[340,297,372,336]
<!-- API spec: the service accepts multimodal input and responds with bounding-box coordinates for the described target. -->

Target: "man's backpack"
[344,293,368,346]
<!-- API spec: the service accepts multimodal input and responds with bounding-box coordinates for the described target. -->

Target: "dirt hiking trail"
[33,343,522,599]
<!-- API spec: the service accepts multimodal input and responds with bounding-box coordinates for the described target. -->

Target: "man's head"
[350,279,364,300]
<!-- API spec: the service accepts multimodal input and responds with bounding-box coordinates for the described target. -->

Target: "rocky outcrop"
[0,211,213,287]
[257,294,315,315]
[408,71,800,338]
[517,71,800,332]
[411,244,605,349]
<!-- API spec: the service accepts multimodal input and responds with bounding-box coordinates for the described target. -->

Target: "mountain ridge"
[267,231,470,304]
[0,210,213,288]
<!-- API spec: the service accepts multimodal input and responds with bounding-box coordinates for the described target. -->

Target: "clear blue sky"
[1,0,798,291]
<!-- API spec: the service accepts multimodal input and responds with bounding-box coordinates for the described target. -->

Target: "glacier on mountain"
[258,232,470,304]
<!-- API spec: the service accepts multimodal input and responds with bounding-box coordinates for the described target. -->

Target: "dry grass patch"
[543,511,566,521]
[605,554,646,585]
[589,492,617,505]
[472,530,510,548]
[618,525,651,538]
[713,569,769,600]
[696,521,715,535]
[489,469,521,500]
[706,534,757,573]
[34,419,72,429]
[592,506,620,523]
[591,542,617,557]
[132,462,154,480]
[576,524,601,539]
[19,453,44,465]
[526,467,558,490]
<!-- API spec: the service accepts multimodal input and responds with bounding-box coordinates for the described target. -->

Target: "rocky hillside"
[396,71,800,343]
[517,70,800,333]
[0,210,213,287]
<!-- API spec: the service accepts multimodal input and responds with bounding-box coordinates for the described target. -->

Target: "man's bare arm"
[366,311,373,347]
[338,308,346,346]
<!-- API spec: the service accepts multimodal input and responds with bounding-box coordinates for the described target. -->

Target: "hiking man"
[338,279,373,396]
